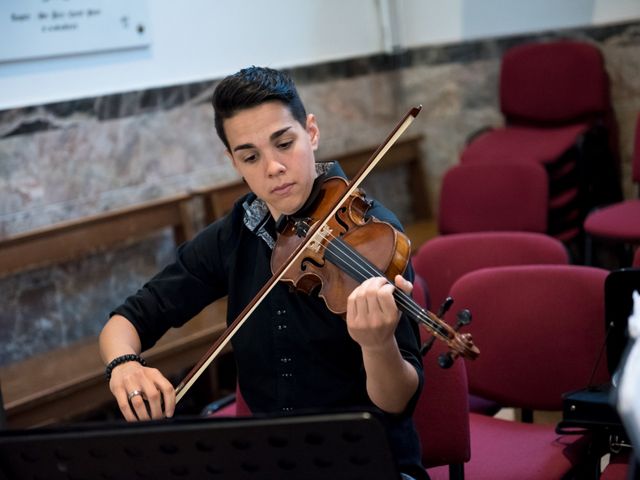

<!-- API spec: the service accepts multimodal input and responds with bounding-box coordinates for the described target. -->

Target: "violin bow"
[174,106,422,403]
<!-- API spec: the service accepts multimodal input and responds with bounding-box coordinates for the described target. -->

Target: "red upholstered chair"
[412,276,470,480]
[584,112,640,267]
[202,385,251,418]
[412,232,569,417]
[420,341,471,480]
[412,231,569,311]
[437,162,549,235]
[448,264,610,479]
[461,40,621,244]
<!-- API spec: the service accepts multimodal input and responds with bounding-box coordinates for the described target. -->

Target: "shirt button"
[280,357,292,363]
[281,407,293,412]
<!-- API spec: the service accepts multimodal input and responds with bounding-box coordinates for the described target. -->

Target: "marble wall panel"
[0,232,174,364]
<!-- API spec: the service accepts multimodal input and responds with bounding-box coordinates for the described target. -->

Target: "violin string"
[328,234,449,339]
[314,227,432,319]
[310,225,450,339]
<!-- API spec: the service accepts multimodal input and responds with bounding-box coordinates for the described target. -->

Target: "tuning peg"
[419,337,435,357]
[455,309,472,329]
[437,296,454,318]
[438,352,454,369]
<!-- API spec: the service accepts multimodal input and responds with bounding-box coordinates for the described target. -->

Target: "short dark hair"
[212,66,307,150]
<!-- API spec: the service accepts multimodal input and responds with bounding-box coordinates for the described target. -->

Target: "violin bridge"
[308,224,333,253]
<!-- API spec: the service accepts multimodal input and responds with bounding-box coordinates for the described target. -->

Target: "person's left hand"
[346,275,413,350]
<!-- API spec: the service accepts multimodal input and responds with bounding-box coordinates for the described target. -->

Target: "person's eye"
[278,140,293,150]
[242,153,257,163]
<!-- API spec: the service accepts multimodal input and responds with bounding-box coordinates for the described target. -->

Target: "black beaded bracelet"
[105,353,147,380]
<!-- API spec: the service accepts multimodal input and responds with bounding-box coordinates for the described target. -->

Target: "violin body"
[271,174,479,365]
[272,176,411,314]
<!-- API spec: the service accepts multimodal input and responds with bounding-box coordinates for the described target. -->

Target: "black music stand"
[0,411,401,480]
[557,268,640,433]
[557,268,640,477]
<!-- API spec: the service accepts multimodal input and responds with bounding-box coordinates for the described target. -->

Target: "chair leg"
[521,408,534,423]
[0,382,6,429]
[449,463,465,480]
[584,233,594,266]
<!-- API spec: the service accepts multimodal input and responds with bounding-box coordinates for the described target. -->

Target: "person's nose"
[265,151,286,177]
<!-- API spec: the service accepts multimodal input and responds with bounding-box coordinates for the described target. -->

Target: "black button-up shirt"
[112,162,427,479]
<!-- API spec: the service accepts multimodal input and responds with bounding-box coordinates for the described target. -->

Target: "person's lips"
[271,183,294,195]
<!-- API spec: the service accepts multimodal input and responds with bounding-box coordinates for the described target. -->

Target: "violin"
[175,106,479,403]
[273,175,479,367]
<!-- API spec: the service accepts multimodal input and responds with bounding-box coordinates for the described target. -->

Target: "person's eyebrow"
[270,126,292,141]
[232,142,255,152]
[232,126,293,153]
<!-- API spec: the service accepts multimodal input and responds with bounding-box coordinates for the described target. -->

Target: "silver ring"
[128,389,143,401]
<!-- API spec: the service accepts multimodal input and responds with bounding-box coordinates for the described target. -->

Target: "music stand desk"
[0,411,401,480]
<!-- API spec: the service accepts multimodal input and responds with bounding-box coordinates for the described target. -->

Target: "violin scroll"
[419,297,479,368]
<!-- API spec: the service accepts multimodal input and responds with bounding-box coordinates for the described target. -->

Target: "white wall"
[0,0,385,110]
[399,0,640,47]
[0,0,638,110]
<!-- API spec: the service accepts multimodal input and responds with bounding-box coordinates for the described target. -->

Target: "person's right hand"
[108,361,175,421]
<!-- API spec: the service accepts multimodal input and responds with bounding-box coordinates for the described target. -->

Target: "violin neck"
[325,237,450,340]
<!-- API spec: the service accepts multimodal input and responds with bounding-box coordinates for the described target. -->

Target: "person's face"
[224,101,319,219]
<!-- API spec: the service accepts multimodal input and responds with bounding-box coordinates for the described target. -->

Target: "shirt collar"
[242,161,343,249]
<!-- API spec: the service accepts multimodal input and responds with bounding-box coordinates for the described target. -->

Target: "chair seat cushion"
[462,123,590,165]
[584,200,640,241]
[600,451,631,480]
[465,412,591,480]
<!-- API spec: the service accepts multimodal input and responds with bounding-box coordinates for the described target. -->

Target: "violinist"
[99,66,428,480]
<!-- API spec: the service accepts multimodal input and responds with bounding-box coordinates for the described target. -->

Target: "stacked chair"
[437,162,549,236]
[583,111,640,266]
[457,39,621,248]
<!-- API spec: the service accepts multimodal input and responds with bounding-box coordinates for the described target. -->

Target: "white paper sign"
[0,0,150,63]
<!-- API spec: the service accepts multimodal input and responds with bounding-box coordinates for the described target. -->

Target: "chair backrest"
[438,162,549,235]
[412,231,569,310]
[450,265,610,411]
[500,40,610,125]
[416,341,471,469]
[412,277,470,469]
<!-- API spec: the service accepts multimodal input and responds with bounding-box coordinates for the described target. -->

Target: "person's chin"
[280,199,306,217]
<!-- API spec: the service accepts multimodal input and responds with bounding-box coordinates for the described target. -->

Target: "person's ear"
[306,114,319,151]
